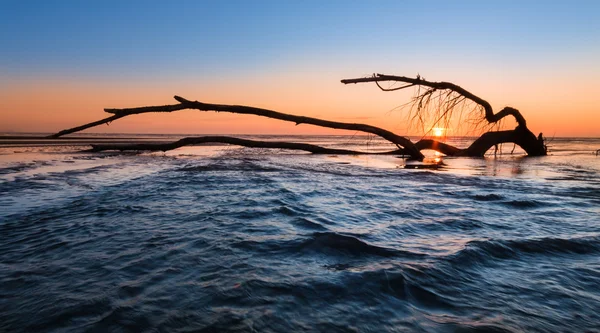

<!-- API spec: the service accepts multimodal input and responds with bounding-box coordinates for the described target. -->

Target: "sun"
[432,127,444,137]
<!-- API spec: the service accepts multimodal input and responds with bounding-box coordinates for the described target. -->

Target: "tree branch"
[464,128,546,157]
[87,135,404,155]
[341,73,527,127]
[100,95,425,159]
[47,114,125,138]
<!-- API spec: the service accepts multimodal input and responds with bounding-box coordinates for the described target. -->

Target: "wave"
[499,200,546,209]
[418,218,484,232]
[289,217,328,231]
[298,232,423,258]
[227,266,456,311]
[230,232,424,259]
[473,193,504,201]
[178,160,282,173]
[0,161,42,175]
[450,235,600,265]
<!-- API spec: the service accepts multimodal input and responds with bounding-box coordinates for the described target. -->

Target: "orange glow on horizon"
[1,72,599,138]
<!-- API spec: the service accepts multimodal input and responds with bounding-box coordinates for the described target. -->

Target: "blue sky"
[2,1,598,78]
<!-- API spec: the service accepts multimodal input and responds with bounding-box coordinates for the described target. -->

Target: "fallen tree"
[341,74,547,157]
[51,73,547,160]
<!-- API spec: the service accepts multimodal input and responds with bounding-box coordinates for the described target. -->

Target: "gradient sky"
[1,1,599,136]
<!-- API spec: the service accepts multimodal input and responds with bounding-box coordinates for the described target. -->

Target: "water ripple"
[1,143,600,332]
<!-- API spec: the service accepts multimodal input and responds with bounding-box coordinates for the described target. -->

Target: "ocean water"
[1,135,599,332]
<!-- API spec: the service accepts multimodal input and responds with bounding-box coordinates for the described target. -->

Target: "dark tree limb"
[87,133,538,159]
[47,114,125,138]
[101,95,425,159]
[414,139,462,156]
[463,128,546,157]
[87,135,403,155]
[341,73,527,127]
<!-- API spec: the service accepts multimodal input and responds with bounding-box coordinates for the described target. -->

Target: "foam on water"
[1,136,599,332]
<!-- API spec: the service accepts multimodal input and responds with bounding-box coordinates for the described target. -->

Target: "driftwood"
[51,73,548,160]
[88,135,402,155]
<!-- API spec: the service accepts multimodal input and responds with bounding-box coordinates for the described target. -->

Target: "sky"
[1,0,599,136]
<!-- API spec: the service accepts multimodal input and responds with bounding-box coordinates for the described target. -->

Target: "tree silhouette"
[51,73,547,160]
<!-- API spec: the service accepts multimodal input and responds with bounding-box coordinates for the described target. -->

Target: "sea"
[1,134,599,332]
